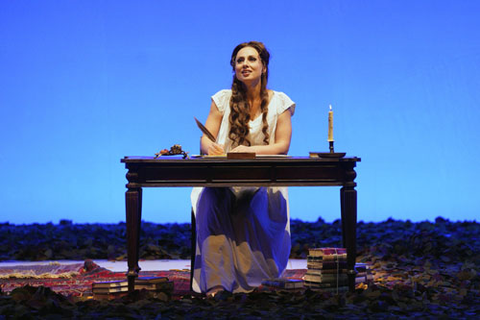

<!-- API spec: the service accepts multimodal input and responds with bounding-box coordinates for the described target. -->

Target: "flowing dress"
[191,89,296,293]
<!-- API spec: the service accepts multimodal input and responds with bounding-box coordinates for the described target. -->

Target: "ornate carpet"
[0,260,306,298]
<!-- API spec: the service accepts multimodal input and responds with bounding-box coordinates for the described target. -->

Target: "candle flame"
[329,104,332,111]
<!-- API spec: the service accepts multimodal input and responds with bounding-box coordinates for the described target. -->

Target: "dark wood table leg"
[126,187,142,292]
[341,165,358,292]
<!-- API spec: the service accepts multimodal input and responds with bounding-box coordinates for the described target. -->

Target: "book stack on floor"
[261,278,304,292]
[92,276,173,300]
[304,247,349,293]
[354,262,373,285]
[92,279,129,300]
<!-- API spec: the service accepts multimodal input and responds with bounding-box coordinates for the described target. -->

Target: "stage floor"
[0,259,307,272]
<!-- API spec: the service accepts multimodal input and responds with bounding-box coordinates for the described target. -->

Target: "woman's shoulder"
[212,89,232,100]
[271,90,293,101]
[211,89,232,113]
[271,90,296,115]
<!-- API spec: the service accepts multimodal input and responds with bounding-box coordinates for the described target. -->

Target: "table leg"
[341,186,357,292]
[126,187,142,292]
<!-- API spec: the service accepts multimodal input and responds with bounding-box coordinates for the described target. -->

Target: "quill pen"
[194,117,216,142]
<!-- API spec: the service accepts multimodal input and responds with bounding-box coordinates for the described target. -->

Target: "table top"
[121,155,361,164]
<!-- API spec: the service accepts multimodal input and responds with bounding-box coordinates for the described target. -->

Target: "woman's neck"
[244,81,262,101]
[243,81,264,120]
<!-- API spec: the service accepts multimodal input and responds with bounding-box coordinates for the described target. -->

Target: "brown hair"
[228,41,270,147]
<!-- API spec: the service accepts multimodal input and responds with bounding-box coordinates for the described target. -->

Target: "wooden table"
[121,155,361,292]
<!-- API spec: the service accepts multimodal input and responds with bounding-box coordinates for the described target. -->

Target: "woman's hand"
[229,145,253,153]
[207,142,225,155]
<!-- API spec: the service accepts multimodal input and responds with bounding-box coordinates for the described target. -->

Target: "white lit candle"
[328,104,334,142]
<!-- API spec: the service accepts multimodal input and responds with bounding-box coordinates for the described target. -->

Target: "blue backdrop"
[1,0,479,224]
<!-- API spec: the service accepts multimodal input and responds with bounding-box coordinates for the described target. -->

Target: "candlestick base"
[329,141,334,153]
[309,152,346,158]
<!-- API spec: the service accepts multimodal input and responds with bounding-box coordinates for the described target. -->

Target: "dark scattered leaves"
[0,220,192,261]
[1,217,479,318]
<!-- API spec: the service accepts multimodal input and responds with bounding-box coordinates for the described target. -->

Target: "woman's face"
[234,46,265,85]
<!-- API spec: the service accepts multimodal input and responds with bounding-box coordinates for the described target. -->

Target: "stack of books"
[304,247,349,293]
[92,276,173,300]
[354,262,373,285]
[92,279,129,299]
[261,278,304,292]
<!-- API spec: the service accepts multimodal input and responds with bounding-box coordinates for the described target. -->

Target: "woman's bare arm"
[200,101,225,155]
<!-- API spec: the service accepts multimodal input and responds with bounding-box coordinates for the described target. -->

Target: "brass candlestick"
[329,141,334,153]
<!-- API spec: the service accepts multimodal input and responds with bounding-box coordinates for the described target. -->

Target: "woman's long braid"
[229,78,251,147]
[259,75,270,145]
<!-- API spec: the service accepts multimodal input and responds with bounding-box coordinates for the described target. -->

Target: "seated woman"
[191,41,296,296]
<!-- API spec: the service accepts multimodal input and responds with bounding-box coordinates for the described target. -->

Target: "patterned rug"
[0,260,307,298]
[0,262,84,279]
